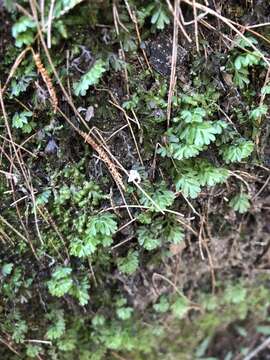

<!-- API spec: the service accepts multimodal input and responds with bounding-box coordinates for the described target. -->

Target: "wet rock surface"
[146,32,188,78]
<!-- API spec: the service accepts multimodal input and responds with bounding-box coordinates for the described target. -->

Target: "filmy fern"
[117,250,139,275]
[12,16,36,47]
[11,317,28,343]
[73,59,106,96]
[150,3,170,30]
[10,64,36,97]
[159,107,227,161]
[70,213,117,257]
[47,266,90,305]
[261,84,270,95]
[47,267,73,297]
[46,310,66,340]
[175,172,201,199]
[158,96,255,198]
[229,193,250,214]
[249,105,268,124]
[220,139,254,163]
[171,297,190,319]
[116,307,133,320]
[174,160,229,199]
[139,182,175,211]
[137,214,184,251]
[137,225,162,250]
[26,345,42,358]
[153,296,170,313]
[227,36,265,89]
[12,111,34,133]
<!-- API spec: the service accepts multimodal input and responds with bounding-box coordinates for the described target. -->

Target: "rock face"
[146,32,188,78]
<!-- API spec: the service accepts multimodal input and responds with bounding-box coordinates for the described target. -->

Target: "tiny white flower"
[128,170,141,183]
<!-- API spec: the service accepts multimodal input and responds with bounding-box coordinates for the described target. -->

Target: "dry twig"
[32,51,58,112]
[243,337,270,360]
[167,0,179,126]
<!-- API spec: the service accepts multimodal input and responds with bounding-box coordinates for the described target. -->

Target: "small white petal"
[128,170,141,183]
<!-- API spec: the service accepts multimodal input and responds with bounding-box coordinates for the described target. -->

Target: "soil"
[146,31,188,78]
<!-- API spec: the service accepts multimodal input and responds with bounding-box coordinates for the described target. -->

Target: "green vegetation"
[1,0,270,359]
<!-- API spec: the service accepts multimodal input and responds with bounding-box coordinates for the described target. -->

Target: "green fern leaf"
[47,267,73,297]
[233,68,250,88]
[137,227,161,250]
[224,284,247,304]
[117,250,139,275]
[154,296,170,313]
[12,111,33,129]
[139,185,175,211]
[165,223,184,244]
[197,162,229,187]
[175,173,201,199]
[73,59,106,96]
[163,143,203,160]
[221,140,254,163]
[69,277,90,306]
[87,213,117,237]
[151,6,170,30]
[249,105,268,122]
[69,237,97,257]
[171,297,190,319]
[180,107,206,123]
[229,193,250,214]
[12,16,35,38]
[46,311,66,340]
[180,121,223,146]
[261,84,270,95]
[116,307,133,320]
